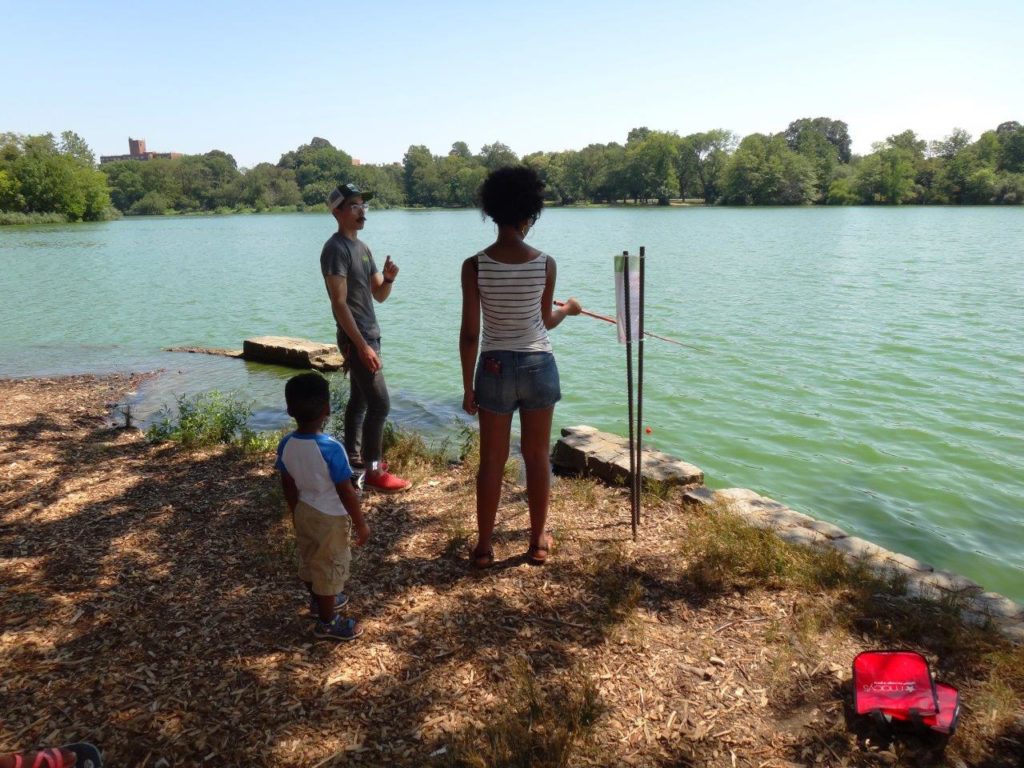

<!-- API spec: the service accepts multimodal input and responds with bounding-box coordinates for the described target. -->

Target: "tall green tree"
[350,163,405,208]
[997,124,1024,173]
[784,118,852,163]
[101,160,146,211]
[680,129,735,203]
[449,141,472,159]
[1,132,110,220]
[402,145,442,206]
[232,163,301,210]
[851,132,925,204]
[721,134,816,205]
[277,138,353,206]
[59,130,96,164]
[478,142,519,171]
[624,131,680,204]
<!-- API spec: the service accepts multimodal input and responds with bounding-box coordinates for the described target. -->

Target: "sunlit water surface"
[2,207,1021,599]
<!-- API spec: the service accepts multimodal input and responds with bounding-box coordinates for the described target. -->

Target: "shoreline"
[2,372,1022,766]
[7,200,1020,227]
[3,358,1020,607]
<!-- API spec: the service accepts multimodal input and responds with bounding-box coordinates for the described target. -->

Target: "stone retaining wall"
[551,426,1024,644]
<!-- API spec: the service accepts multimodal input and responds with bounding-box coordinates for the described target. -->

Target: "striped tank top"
[477,251,552,353]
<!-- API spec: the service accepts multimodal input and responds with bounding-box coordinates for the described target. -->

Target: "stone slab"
[242,336,344,371]
[923,569,983,594]
[802,518,849,540]
[974,592,1024,621]
[775,526,831,548]
[880,551,935,575]
[830,536,888,563]
[552,425,703,487]
[682,486,716,507]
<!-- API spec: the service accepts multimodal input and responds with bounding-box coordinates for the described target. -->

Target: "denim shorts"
[474,350,561,414]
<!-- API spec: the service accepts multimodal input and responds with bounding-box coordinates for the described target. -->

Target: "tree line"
[3,118,1023,223]
[0,132,111,223]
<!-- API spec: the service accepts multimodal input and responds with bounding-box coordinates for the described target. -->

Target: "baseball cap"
[327,182,374,210]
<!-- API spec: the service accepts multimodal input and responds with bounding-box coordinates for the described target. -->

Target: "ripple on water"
[2,208,1022,601]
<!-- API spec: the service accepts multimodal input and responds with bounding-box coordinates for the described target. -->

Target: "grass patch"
[441,517,474,560]
[680,503,804,593]
[444,659,603,768]
[383,421,451,471]
[0,211,68,225]
[232,427,286,456]
[579,542,642,633]
[146,391,256,448]
[554,476,600,512]
[679,501,894,596]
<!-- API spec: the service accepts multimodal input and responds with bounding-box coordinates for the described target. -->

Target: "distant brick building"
[100,137,182,164]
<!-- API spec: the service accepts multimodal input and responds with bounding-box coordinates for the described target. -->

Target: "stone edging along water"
[551,425,1024,645]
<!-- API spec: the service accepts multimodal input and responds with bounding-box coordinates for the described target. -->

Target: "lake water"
[1,208,1022,601]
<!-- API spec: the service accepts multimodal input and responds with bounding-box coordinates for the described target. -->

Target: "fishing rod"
[554,300,699,350]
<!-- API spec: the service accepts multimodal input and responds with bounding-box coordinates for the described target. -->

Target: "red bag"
[852,651,959,736]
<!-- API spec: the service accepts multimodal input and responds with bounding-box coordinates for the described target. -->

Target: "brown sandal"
[471,547,494,570]
[527,533,554,566]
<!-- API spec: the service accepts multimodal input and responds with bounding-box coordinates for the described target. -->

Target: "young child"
[276,372,370,640]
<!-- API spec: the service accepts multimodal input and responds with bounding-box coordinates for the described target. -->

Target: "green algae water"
[1,208,1021,600]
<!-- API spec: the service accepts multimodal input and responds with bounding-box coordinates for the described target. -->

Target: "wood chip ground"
[1,375,1020,767]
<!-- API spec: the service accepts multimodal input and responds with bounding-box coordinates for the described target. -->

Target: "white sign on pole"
[614,254,641,343]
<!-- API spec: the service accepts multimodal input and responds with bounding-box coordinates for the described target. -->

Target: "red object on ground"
[922,682,962,735]
[852,650,961,738]
[853,651,938,719]
[645,426,652,434]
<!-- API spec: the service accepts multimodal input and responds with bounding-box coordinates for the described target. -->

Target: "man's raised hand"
[382,255,399,282]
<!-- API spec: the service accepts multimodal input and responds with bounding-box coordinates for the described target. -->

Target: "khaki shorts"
[294,501,352,596]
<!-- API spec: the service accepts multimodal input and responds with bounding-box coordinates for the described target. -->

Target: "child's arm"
[337,481,370,546]
[280,471,299,514]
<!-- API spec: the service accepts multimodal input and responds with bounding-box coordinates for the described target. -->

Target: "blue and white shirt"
[275,432,353,516]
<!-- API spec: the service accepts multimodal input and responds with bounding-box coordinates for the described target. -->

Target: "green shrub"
[129,191,170,216]
[234,428,285,455]
[146,391,254,448]
[327,381,349,438]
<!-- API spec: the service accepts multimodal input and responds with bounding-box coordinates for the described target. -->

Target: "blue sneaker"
[309,592,349,618]
[314,615,363,641]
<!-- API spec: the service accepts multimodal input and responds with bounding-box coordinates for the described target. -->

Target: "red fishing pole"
[554,300,697,350]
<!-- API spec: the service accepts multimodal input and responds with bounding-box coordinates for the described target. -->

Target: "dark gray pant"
[339,333,390,466]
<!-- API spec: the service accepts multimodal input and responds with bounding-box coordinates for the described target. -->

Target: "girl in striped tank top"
[459,167,581,569]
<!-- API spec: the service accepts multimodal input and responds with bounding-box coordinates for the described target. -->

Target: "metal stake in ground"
[635,246,646,530]
[618,250,638,539]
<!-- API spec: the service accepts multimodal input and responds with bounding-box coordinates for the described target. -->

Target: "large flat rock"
[551,425,703,487]
[242,336,344,371]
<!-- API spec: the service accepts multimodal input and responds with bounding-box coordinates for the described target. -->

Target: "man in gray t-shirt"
[320,183,411,493]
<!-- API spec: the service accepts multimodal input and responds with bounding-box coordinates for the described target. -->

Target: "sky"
[3,0,1022,168]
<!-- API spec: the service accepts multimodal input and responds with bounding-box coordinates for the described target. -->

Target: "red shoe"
[363,469,411,493]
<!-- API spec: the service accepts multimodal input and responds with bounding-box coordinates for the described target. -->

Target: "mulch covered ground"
[1,375,1020,767]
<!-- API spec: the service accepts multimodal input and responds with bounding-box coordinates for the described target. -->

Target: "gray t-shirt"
[320,233,380,342]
